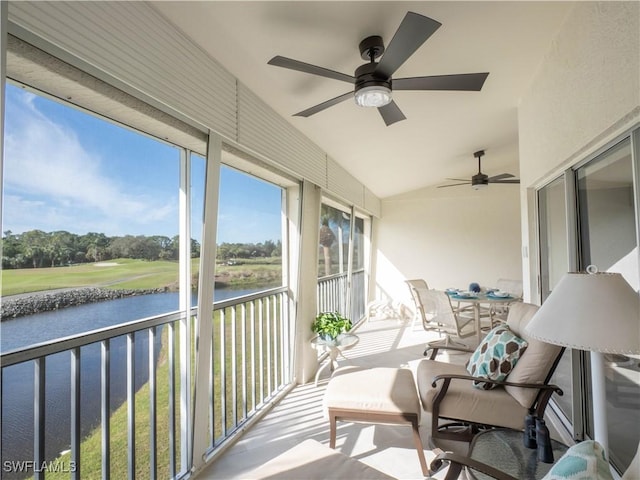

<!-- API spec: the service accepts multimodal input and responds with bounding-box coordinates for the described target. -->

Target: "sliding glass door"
[538,177,573,422]
[538,133,639,475]
[575,137,639,473]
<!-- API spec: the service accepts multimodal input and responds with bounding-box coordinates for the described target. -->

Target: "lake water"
[0,287,261,478]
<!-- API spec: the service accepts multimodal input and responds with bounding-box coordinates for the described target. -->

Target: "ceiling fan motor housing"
[472,173,489,188]
[354,62,392,92]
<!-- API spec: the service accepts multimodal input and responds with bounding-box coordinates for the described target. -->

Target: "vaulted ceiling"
[153,1,575,198]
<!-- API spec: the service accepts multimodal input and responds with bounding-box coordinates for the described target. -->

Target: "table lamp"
[524,267,640,456]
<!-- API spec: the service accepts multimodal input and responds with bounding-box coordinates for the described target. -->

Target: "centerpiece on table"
[311,311,352,345]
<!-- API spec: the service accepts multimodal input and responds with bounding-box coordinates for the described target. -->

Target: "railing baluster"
[241,303,247,420]
[168,323,176,479]
[208,318,214,445]
[71,347,81,479]
[127,333,135,480]
[250,300,256,413]
[272,297,278,389]
[265,296,272,395]
[34,357,45,480]
[258,298,264,403]
[278,293,285,385]
[220,310,226,436]
[101,339,110,480]
[230,306,237,428]
[148,327,157,479]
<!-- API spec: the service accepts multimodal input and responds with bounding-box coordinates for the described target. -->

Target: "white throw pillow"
[542,441,613,480]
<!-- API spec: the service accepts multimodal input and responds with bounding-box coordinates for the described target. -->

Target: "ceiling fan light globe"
[472,183,488,190]
[354,86,392,108]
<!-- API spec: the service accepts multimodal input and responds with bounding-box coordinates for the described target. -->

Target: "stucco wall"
[518,1,640,300]
[519,2,640,185]
[373,185,522,312]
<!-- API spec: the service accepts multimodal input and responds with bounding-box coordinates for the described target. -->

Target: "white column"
[292,180,321,384]
[191,133,222,473]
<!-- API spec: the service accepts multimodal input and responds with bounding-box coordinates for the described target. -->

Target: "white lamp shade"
[525,272,640,354]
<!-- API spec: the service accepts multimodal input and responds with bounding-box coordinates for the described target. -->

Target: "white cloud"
[3,89,178,236]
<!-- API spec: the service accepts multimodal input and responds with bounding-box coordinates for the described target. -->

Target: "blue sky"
[2,83,282,244]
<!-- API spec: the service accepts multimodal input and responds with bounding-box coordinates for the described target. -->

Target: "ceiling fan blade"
[375,12,441,79]
[293,91,353,117]
[438,182,470,188]
[268,56,355,84]
[394,73,490,91]
[487,173,515,182]
[378,100,406,126]
[491,179,520,184]
[446,178,471,182]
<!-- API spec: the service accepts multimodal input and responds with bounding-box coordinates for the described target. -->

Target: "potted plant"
[311,311,352,343]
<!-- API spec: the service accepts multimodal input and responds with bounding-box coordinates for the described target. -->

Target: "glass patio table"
[447,291,517,344]
[311,333,359,386]
[467,429,568,480]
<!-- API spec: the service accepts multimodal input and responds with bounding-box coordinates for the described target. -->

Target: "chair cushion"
[466,325,528,390]
[542,440,613,480]
[324,367,421,421]
[243,439,395,479]
[416,359,528,430]
[506,303,564,407]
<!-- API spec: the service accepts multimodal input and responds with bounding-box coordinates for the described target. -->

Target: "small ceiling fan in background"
[438,150,520,190]
[267,11,489,126]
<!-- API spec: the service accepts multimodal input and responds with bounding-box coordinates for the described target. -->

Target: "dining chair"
[405,279,430,328]
[489,278,524,327]
[407,284,477,352]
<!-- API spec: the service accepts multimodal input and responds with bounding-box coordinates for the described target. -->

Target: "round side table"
[311,333,359,385]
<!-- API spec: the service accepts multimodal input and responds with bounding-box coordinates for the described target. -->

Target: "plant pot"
[319,333,337,345]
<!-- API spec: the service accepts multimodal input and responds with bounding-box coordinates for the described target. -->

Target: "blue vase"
[469,282,481,293]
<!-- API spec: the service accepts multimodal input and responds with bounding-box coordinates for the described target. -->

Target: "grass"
[1,259,182,296]
[1,258,282,296]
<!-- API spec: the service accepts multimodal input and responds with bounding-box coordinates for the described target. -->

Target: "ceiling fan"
[267,12,489,126]
[438,150,520,190]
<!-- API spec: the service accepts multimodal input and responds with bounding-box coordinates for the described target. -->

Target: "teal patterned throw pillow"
[542,440,613,480]
[466,325,528,390]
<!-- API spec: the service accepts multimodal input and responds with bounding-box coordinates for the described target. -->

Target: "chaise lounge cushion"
[416,359,528,431]
[324,367,421,421]
[243,439,395,479]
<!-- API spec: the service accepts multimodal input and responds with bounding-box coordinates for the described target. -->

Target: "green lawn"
[1,258,282,296]
[1,259,184,296]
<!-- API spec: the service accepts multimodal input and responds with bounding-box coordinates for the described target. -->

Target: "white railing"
[1,310,191,480]
[0,286,291,480]
[317,268,366,322]
[205,286,290,452]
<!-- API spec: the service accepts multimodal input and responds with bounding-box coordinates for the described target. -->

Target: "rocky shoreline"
[1,287,167,320]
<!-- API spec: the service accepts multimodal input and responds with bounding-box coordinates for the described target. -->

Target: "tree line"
[1,230,281,269]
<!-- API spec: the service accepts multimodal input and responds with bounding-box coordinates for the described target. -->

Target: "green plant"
[311,311,352,340]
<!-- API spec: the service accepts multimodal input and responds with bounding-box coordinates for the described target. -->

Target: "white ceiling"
[153,1,575,198]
